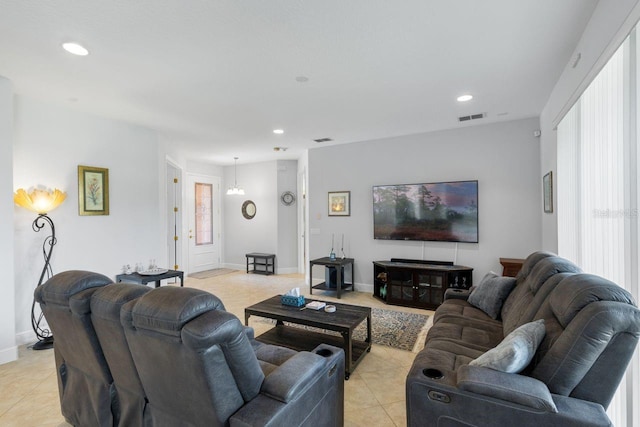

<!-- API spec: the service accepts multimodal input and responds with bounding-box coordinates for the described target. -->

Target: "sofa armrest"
[406,363,611,427]
[232,344,344,427]
[444,287,472,301]
[457,365,557,412]
[261,351,327,403]
[243,325,255,340]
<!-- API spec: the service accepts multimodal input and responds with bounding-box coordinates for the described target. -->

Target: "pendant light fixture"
[226,157,245,195]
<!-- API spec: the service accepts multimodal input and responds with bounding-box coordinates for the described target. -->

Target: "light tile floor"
[0,271,434,427]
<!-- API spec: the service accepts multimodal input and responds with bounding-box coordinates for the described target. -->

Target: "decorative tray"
[138,268,168,276]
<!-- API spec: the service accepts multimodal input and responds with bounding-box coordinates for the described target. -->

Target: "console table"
[116,269,184,288]
[309,257,354,299]
[500,257,525,277]
[245,253,275,275]
[373,260,472,309]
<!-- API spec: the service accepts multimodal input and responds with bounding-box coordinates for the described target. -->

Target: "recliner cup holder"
[316,348,333,357]
[423,368,444,379]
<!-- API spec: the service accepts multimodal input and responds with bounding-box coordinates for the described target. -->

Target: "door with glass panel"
[187,174,221,273]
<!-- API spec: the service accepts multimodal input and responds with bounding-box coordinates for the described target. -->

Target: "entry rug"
[260,308,429,352]
[189,268,236,279]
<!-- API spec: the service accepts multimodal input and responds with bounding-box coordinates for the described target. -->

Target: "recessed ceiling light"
[457,94,473,102]
[62,42,89,56]
[273,129,284,134]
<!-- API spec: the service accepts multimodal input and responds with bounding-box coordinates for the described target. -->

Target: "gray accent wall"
[308,118,542,290]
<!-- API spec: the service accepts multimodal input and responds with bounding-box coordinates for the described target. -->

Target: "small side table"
[246,253,276,275]
[499,258,525,277]
[116,269,184,288]
[309,257,354,299]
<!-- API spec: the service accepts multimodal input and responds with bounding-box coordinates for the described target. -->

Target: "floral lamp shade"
[14,188,67,214]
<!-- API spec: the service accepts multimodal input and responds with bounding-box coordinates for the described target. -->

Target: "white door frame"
[166,157,183,273]
[186,173,222,274]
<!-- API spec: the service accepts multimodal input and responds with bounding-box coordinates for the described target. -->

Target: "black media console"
[372,259,473,310]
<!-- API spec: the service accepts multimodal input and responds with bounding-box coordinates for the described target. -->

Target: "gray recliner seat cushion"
[411,339,484,374]
[426,317,504,351]
[254,342,299,376]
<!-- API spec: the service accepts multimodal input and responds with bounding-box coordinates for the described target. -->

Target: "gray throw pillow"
[469,319,546,373]
[467,271,516,319]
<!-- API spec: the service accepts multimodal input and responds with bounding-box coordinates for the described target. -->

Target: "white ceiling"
[0,0,598,165]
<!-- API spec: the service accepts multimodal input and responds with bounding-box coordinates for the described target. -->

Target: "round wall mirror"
[242,200,256,220]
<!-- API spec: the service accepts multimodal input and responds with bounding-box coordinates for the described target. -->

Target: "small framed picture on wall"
[328,191,350,216]
[78,165,110,216]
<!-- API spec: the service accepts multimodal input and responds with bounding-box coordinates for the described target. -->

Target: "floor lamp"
[14,188,66,350]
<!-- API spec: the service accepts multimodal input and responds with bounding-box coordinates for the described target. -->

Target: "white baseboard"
[0,345,18,365]
[15,330,35,346]
[222,263,297,275]
[354,283,373,293]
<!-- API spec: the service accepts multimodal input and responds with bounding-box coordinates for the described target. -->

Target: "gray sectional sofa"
[406,251,640,427]
[35,271,345,427]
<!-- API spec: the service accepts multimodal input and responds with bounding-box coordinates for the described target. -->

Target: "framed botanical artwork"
[543,171,553,213]
[78,165,109,216]
[328,191,350,216]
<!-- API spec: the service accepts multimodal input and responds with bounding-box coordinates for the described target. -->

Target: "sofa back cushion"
[124,287,264,426]
[91,283,152,427]
[35,271,115,427]
[513,251,557,283]
[467,272,516,319]
[501,256,581,335]
[530,274,640,408]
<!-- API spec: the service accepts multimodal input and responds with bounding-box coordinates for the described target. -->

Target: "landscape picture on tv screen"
[373,180,478,243]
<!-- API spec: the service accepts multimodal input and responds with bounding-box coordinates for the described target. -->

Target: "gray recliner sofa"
[35,270,116,427]
[123,286,345,427]
[406,252,640,427]
[36,271,345,427]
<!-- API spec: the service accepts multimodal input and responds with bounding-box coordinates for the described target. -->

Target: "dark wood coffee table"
[245,295,371,379]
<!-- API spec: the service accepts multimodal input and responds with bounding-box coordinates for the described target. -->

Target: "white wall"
[0,77,16,364]
[308,118,542,291]
[277,160,299,273]
[540,0,640,251]
[12,96,163,343]
[298,151,310,277]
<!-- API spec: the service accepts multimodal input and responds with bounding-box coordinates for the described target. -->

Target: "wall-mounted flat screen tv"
[373,180,478,243]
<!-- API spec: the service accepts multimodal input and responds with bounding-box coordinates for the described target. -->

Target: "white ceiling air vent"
[314,137,333,143]
[458,113,485,122]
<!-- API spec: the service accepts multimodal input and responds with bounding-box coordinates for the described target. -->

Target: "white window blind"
[557,36,636,427]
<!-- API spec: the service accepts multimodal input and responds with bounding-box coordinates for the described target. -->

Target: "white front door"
[187,174,221,273]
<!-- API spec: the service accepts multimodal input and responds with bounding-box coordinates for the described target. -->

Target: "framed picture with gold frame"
[78,165,109,215]
[328,191,350,216]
